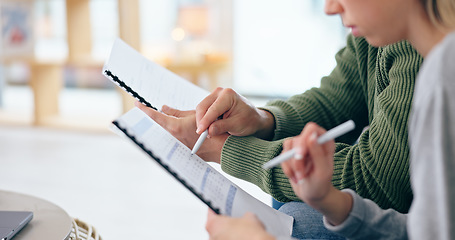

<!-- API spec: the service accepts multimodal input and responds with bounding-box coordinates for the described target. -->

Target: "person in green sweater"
[136,4,423,239]
[205,0,455,239]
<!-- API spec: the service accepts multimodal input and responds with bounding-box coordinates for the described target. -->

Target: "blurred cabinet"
[29,0,228,126]
[31,0,140,125]
[117,0,140,113]
[30,62,63,123]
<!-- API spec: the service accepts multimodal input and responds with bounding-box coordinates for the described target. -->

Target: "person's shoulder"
[422,32,455,87]
[439,31,455,48]
[430,32,455,65]
[381,40,422,60]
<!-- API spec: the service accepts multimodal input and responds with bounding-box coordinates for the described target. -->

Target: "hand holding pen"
[277,121,355,203]
[262,120,355,169]
[192,87,275,154]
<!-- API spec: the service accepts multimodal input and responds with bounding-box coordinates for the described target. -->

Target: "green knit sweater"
[220,34,423,213]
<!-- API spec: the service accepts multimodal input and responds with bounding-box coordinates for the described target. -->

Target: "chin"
[365,36,403,47]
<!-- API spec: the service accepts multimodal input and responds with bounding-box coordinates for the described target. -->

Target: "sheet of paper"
[103,38,209,111]
[115,108,294,237]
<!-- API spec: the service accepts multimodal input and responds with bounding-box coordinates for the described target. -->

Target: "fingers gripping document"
[104,39,294,237]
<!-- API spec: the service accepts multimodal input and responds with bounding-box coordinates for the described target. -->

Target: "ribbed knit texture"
[220,34,423,213]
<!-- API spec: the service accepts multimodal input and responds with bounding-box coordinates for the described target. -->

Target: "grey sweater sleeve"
[407,32,455,240]
[323,189,408,240]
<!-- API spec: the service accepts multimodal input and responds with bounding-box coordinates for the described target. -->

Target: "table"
[0,190,73,240]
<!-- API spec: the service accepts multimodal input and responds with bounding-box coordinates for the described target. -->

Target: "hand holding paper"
[104,39,294,237]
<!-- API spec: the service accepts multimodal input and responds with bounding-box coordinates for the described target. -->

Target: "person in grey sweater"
[284,30,455,238]
[204,0,455,239]
[205,30,455,239]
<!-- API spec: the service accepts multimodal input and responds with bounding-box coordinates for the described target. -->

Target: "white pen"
[191,129,209,155]
[262,120,355,169]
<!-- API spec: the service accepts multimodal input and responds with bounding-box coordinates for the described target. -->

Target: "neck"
[407,9,451,57]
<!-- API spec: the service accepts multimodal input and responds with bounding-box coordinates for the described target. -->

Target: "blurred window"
[34,0,66,61]
[233,0,347,98]
[31,0,347,95]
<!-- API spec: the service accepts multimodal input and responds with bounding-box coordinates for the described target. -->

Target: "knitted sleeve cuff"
[220,135,298,201]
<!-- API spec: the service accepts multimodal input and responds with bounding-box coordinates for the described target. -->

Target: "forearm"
[221,136,300,202]
[253,109,276,141]
[198,134,229,164]
[324,189,408,240]
[307,186,353,226]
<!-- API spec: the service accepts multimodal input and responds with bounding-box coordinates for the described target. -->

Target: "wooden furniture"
[116,0,141,113]
[29,62,63,124]
[25,0,227,126]
[26,0,140,124]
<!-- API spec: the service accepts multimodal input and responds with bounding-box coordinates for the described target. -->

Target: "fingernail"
[298,179,305,185]
[310,132,317,141]
[212,126,218,135]
[296,172,304,181]
[295,148,303,160]
[291,176,298,184]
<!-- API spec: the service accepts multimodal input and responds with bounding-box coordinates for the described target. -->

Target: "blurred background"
[0,0,346,239]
